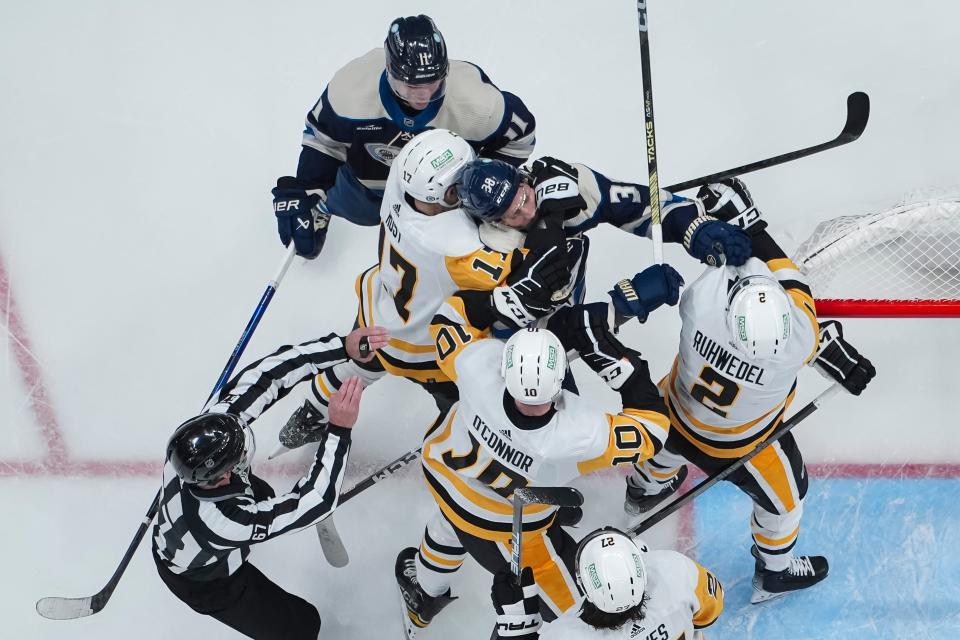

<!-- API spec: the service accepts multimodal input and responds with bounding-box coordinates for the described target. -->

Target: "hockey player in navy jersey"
[272,14,536,259]
[454,156,752,323]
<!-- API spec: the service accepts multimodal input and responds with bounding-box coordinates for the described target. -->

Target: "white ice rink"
[2,1,959,638]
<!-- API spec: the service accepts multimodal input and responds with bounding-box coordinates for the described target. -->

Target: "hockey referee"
[151,325,388,639]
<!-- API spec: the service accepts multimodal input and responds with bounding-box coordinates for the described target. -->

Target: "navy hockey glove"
[813,320,876,395]
[272,176,331,259]
[492,567,541,640]
[683,217,751,266]
[608,264,684,323]
[529,156,587,221]
[697,178,768,236]
[492,245,571,327]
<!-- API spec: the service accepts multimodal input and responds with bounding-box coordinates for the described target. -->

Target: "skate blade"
[396,588,419,639]
[750,583,789,605]
[267,443,293,460]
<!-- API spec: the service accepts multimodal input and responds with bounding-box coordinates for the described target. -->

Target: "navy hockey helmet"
[457,158,525,222]
[385,15,448,91]
[166,413,254,484]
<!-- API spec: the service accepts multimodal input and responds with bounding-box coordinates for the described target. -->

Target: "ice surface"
[1,0,958,638]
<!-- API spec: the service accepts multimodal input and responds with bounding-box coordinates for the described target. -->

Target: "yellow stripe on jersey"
[576,410,665,475]
[785,289,821,363]
[445,248,516,290]
[429,294,490,382]
[749,444,798,512]
[419,544,463,568]
[692,563,724,629]
[765,257,798,273]
[753,525,800,548]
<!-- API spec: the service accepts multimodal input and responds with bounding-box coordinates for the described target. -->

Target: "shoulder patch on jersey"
[326,48,389,120]
[431,60,505,141]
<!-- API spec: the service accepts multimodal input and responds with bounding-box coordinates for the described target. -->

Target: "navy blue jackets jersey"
[295,48,536,193]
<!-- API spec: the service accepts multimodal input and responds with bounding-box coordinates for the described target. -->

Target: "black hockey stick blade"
[315,446,423,568]
[666,92,870,192]
[514,486,584,508]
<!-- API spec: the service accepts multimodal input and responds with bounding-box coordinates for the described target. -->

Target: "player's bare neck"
[514,400,553,417]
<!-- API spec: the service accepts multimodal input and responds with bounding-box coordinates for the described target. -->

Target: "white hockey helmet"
[500,328,567,404]
[395,128,476,205]
[575,528,648,614]
[725,273,792,359]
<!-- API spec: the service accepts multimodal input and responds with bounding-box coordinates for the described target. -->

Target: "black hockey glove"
[696,178,768,236]
[813,320,876,395]
[683,216,751,266]
[608,264,684,323]
[492,245,571,328]
[272,176,331,259]
[491,567,542,640]
[548,303,639,391]
[529,156,587,222]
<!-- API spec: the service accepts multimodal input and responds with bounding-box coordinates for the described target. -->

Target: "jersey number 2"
[690,366,740,418]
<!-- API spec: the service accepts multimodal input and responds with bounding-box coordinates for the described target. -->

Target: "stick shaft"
[637,0,664,264]
[628,384,842,537]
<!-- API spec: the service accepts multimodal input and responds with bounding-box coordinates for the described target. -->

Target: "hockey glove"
[491,567,542,640]
[529,156,587,222]
[683,217,751,266]
[696,177,768,236]
[492,245,571,328]
[813,320,876,395]
[608,264,684,324]
[272,176,331,259]
[548,303,639,391]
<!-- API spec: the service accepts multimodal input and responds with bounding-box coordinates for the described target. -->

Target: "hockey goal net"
[793,198,960,317]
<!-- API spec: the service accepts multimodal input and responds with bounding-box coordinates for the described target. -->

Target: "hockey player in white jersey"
[393,297,678,637]
[491,528,724,640]
[274,128,568,455]
[271,14,536,259]
[624,179,876,603]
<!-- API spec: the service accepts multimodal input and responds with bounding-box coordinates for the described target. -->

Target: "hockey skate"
[395,547,457,639]
[268,400,327,459]
[750,545,829,604]
[623,465,688,516]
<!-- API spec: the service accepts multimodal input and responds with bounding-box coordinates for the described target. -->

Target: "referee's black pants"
[153,475,321,639]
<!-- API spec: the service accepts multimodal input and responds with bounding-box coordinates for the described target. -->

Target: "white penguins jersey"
[356,147,516,383]
[539,549,724,640]
[423,296,670,542]
[666,256,820,459]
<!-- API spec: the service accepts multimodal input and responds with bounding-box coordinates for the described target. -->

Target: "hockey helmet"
[166,413,254,484]
[500,328,567,405]
[575,527,648,614]
[725,273,792,359]
[457,158,526,223]
[395,128,476,205]
[384,15,448,107]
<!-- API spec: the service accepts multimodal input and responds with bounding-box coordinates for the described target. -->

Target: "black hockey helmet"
[384,15,449,85]
[166,413,253,484]
[457,158,525,223]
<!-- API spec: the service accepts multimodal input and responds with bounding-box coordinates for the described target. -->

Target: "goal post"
[793,198,960,318]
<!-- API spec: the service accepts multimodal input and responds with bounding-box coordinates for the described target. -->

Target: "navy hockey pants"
[325,164,383,226]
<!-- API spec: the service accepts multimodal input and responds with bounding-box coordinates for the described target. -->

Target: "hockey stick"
[511,487,584,584]
[665,92,870,193]
[35,244,297,620]
[636,0,664,265]
[626,383,842,538]
[314,446,423,567]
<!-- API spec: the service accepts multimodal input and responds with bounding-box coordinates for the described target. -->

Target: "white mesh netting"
[793,198,960,311]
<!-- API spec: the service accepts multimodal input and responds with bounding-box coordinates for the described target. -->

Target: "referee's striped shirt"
[152,334,352,580]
